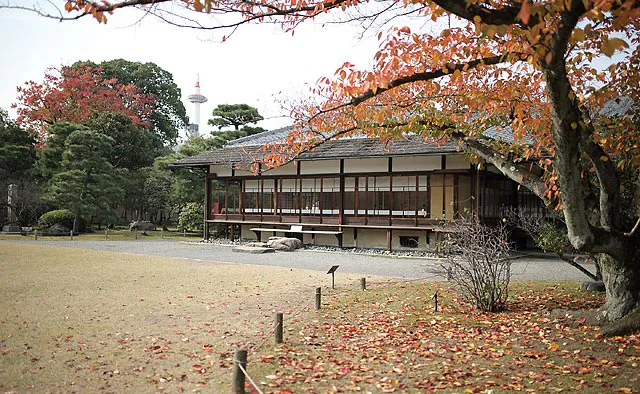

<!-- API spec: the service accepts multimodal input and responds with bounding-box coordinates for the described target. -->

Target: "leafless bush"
[440,218,513,312]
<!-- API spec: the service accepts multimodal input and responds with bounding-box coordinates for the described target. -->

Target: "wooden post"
[70,230,73,241]
[232,348,247,394]
[135,229,138,240]
[183,229,186,238]
[360,278,366,290]
[315,287,321,310]
[105,229,108,240]
[434,291,438,312]
[34,230,38,240]
[161,228,164,239]
[275,312,283,344]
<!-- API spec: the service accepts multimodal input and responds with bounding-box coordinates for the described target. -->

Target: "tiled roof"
[172,134,460,168]
[224,126,293,147]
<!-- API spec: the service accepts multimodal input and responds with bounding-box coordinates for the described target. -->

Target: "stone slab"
[232,246,275,254]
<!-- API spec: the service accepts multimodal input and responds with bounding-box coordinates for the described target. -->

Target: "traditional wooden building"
[172,127,545,250]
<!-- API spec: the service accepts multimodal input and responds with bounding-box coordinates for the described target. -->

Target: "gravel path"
[6,239,595,281]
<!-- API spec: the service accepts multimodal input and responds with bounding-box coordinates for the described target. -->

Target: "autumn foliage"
[13,64,153,142]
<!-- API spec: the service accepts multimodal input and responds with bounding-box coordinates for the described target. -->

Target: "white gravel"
[8,239,595,281]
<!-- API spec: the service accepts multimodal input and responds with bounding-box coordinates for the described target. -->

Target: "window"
[399,236,419,248]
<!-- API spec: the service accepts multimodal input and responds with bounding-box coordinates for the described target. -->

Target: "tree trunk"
[597,251,640,336]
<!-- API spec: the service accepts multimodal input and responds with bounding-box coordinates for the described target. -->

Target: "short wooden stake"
[275,312,283,344]
[70,230,73,241]
[161,228,164,239]
[434,291,438,312]
[183,229,187,238]
[135,229,138,240]
[315,287,321,310]
[34,230,38,240]
[360,278,367,290]
[105,229,108,240]
[232,348,247,394]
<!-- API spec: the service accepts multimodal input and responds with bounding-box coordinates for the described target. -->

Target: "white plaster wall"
[263,162,297,176]
[235,169,255,176]
[210,165,232,177]
[240,225,258,241]
[393,155,441,172]
[299,159,340,175]
[281,178,298,189]
[356,229,388,249]
[391,229,430,250]
[447,154,470,170]
[344,158,387,173]
[245,180,260,190]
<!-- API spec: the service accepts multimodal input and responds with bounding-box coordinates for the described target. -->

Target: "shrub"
[38,209,86,232]
[38,209,75,229]
[439,218,513,312]
[178,202,203,232]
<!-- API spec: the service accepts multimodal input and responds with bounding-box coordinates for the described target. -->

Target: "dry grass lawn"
[0,241,369,393]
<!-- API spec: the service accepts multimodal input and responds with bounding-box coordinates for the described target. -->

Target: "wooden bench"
[250,225,343,247]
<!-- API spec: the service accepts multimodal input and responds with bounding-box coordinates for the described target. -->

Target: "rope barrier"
[235,358,264,394]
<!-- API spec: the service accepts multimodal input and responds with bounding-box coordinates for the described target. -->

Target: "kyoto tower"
[187,75,208,138]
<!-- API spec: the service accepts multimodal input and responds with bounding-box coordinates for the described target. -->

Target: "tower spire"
[187,74,208,138]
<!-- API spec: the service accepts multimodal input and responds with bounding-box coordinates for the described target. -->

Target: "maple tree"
[13,64,153,142]
[7,0,640,334]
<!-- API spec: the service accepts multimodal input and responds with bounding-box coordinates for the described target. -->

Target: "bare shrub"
[440,218,513,312]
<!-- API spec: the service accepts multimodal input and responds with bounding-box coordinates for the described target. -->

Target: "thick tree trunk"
[597,251,640,336]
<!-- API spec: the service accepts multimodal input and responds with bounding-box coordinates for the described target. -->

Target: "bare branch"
[432,0,525,26]
[311,52,526,121]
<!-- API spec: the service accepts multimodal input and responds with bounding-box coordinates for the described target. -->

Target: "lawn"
[0,228,203,242]
[247,282,640,393]
[0,242,367,393]
[1,241,638,393]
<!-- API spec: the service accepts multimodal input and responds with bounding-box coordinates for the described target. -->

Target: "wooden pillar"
[260,177,264,221]
[470,164,475,217]
[453,175,459,218]
[388,175,393,225]
[386,229,392,251]
[224,179,229,222]
[240,179,245,221]
[339,159,345,225]
[414,175,419,226]
[204,171,210,241]
[299,176,303,223]
[442,173,446,220]
[365,176,369,225]
[320,177,324,224]
[388,158,393,225]
[279,178,283,222]
[426,174,431,219]
[354,177,359,217]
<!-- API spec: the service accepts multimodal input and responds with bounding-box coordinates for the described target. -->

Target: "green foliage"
[208,104,263,131]
[84,112,162,170]
[0,108,36,182]
[178,135,223,157]
[178,202,203,232]
[43,129,123,231]
[38,209,75,229]
[38,122,90,180]
[75,59,188,145]
[534,222,572,253]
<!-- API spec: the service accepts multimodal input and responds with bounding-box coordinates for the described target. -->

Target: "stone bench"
[250,225,343,247]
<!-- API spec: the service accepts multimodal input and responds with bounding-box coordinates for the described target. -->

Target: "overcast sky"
[0,3,380,140]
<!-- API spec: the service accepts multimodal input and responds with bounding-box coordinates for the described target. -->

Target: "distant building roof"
[224,126,293,147]
[172,131,461,169]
